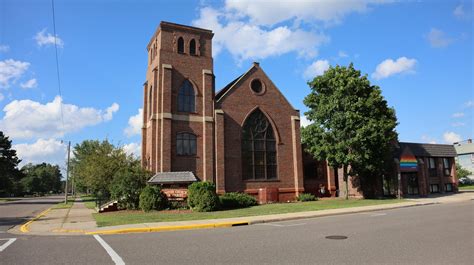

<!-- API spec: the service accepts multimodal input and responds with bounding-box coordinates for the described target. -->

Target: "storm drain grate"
[325,235,348,240]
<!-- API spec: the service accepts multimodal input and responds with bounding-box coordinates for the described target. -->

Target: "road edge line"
[20,208,52,233]
[86,221,250,235]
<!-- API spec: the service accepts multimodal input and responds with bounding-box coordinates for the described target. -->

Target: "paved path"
[0,196,64,233]
[1,201,472,264]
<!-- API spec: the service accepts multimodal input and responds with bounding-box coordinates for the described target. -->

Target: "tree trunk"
[343,164,349,200]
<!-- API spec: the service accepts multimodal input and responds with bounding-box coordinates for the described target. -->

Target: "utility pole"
[65,141,71,203]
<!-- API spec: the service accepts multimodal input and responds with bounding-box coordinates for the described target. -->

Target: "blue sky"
[0,0,472,168]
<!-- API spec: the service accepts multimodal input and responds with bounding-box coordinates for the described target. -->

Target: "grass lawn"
[0,198,18,202]
[94,198,404,227]
[53,198,75,209]
[81,195,97,209]
[458,184,474,190]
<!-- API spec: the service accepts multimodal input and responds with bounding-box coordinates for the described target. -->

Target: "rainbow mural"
[400,152,418,171]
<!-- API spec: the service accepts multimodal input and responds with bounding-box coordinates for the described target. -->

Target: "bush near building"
[296,193,318,202]
[187,182,220,212]
[139,185,168,212]
[219,192,258,209]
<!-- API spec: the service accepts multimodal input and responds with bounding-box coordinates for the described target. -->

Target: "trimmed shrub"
[139,185,168,212]
[296,193,317,202]
[219,192,258,209]
[187,182,219,212]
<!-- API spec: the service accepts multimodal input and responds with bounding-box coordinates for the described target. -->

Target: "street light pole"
[65,141,71,203]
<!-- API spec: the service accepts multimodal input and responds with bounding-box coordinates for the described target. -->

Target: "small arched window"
[148,86,153,118]
[242,109,277,180]
[177,37,184,53]
[178,80,195,112]
[177,133,197,156]
[189,39,196,55]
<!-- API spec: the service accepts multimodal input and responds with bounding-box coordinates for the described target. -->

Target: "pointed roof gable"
[215,62,298,112]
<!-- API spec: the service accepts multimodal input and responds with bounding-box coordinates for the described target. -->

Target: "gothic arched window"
[241,109,277,180]
[189,39,196,55]
[177,132,197,156]
[178,80,195,112]
[177,37,184,53]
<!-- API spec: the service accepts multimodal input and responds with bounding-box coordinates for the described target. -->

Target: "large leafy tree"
[302,64,398,199]
[0,131,22,196]
[20,163,62,194]
[70,140,129,195]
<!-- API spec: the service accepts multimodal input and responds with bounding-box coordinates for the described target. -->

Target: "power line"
[51,0,65,133]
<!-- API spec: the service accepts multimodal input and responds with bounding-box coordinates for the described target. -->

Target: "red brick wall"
[216,64,303,201]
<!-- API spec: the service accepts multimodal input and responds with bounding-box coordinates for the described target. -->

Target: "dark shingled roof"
[398,142,457,157]
[215,73,244,101]
[148,171,198,184]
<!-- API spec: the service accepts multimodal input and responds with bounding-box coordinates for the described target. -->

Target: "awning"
[148,171,199,185]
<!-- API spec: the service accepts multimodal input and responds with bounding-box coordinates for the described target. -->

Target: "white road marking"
[259,223,306,227]
[93,235,125,265]
[370,213,387,217]
[0,238,16,252]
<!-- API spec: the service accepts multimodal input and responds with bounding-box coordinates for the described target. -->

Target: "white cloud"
[20,78,38,89]
[122,142,141,157]
[0,59,30,88]
[372,57,417,80]
[14,138,66,167]
[124,108,143,137]
[452,112,464,118]
[35,28,64,48]
[303,60,330,79]
[338,50,348,58]
[452,122,466,127]
[300,115,312,127]
[103,103,120,121]
[193,7,328,61]
[465,100,474,108]
[421,135,437,144]
[224,0,392,26]
[0,45,9,52]
[453,4,470,20]
[426,28,453,48]
[443,131,462,144]
[0,96,119,139]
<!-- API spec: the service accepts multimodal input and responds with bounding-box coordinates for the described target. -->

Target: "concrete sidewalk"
[12,191,473,236]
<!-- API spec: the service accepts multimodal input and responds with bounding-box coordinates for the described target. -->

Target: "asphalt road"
[0,195,64,232]
[1,200,473,265]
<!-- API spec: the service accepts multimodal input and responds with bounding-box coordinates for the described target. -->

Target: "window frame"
[176,132,197,156]
[189,39,196,55]
[177,37,185,54]
[428,157,437,177]
[177,80,196,113]
[241,109,278,181]
[442,158,451,176]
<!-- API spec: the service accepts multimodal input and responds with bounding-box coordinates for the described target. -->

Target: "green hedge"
[187,182,220,212]
[139,185,168,212]
[296,193,318,202]
[219,192,258,209]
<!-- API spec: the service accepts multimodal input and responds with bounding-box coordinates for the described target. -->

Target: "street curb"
[248,202,439,225]
[20,207,53,233]
[85,221,250,235]
[83,201,437,235]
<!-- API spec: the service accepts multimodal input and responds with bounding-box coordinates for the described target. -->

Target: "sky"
[0,0,472,170]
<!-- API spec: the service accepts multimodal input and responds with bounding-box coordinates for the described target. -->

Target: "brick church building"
[141,22,305,202]
[141,22,458,202]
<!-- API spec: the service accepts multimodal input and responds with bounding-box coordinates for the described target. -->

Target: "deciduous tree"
[302,64,398,199]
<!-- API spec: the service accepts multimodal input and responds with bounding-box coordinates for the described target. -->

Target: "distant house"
[454,139,474,180]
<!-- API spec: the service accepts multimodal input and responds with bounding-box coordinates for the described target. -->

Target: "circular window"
[250,79,264,94]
